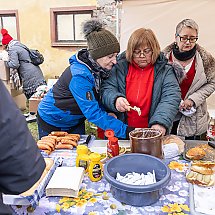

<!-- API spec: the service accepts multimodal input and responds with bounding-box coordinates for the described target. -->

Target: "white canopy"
[120,0,215,57]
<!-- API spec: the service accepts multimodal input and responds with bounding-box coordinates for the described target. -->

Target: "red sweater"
[126,62,154,128]
[169,53,196,100]
[180,58,196,100]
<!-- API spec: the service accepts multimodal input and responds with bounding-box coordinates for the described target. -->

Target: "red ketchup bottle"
[105,129,119,158]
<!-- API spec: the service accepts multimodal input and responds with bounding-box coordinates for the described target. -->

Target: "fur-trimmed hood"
[162,43,215,83]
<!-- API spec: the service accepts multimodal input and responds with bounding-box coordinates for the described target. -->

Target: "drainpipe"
[115,0,122,42]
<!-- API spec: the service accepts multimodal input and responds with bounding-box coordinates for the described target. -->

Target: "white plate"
[89,146,107,154]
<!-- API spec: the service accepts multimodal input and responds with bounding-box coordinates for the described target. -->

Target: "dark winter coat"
[6,40,46,98]
[0,80,45,214]
[101,52,181,131]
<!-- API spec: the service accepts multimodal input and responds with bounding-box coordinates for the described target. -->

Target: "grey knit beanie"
[83,19,120,60]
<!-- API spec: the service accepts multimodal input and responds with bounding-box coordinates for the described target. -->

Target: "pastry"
[190,165,214,175]
[186,147,206,160]
[186,170,214,186]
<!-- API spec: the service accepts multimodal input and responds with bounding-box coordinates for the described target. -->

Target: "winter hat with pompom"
[83,19,120,60]
[1,28,13,45]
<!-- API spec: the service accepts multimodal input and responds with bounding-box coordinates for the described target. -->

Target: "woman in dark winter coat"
[1,29,46,100]
[163,19,215,140]
[37,19,134,139]
[1,29,46,122]
[101,28,181,135]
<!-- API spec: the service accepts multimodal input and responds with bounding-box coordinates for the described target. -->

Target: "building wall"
[0,0,96,78]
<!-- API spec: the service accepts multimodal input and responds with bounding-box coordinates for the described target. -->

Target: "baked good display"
[186,147,206,160]
[20,158,54,196]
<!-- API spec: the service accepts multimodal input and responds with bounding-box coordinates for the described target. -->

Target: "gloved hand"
[1,50,9,61]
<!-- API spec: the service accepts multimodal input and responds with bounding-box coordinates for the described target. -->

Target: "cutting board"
[183,140,215,161]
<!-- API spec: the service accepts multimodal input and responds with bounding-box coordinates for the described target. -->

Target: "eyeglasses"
[133,48,152,58]
[176,34,198,43]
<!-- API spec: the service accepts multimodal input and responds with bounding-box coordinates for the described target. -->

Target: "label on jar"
[92,164,101,178]
[107,141,119,158]
[79,160,88,170]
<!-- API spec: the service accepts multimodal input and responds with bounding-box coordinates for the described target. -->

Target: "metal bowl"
[129,128,163,159]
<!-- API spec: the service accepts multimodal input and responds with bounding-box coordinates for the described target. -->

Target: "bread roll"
[191,165,214,175]
[186,147,206,160]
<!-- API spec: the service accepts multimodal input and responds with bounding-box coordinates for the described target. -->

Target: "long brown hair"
[126,28,161,64]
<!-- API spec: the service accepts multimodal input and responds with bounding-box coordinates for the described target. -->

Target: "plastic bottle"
[105,129,119,158]
[76,145,89,172]
[88,153,102,182]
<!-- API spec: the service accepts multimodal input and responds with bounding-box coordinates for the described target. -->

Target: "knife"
[80,135,92,146]
[208,141,215,149]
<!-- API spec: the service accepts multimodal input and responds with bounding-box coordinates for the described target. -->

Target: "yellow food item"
[88,153,102,182]
[186,147,206,160]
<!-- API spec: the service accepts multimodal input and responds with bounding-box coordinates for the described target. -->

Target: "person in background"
[101,28,181,135]
[1,28,46,123]
[0,79,45,214]
[37,19,134,139]
[163,18,215,140]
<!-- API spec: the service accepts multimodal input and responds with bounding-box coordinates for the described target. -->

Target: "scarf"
[78,49,111,94]
[173,43,196,61]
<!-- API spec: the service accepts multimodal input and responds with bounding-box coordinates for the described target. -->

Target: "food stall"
[3,132,215,215]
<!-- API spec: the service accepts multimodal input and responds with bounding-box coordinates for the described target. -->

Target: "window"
[50,7,96,47]
[0,10,19,44]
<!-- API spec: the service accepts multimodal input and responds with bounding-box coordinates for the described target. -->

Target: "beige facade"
[0,0,97,78]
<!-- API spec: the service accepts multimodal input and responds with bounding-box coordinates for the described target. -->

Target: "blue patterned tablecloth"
[11,149,190,215]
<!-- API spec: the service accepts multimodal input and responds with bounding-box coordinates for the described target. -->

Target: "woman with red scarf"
[163,19,215,140]
[101,28,181,136]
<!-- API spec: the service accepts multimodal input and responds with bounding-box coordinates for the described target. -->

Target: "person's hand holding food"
[116,97,130,112]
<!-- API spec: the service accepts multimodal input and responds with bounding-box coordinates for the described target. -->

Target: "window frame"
[50,6,96,47]
[0,10,20,43]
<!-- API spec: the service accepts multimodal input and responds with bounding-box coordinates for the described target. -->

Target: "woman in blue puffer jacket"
[37,19,134,139]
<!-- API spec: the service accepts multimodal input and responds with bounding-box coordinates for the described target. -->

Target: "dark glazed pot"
[129,128,163,159]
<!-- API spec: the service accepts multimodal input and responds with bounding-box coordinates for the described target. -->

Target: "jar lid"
[77,145,88,154]
[89,152,101,161]
[105,129,114,138]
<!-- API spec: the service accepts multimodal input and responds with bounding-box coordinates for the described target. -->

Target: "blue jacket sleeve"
[69,72,128,139]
